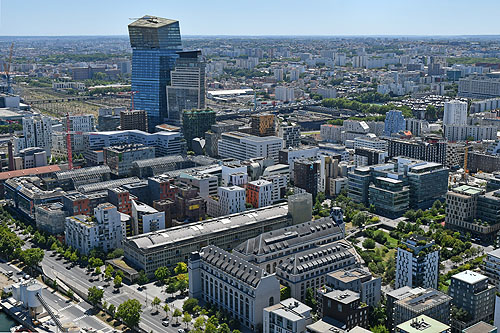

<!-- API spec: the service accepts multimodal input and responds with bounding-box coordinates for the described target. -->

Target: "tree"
[137,270,149,285]
[151,296,161,313]
[182,312,192,329]
[304,288,317,312]
[87,286,104,307]
[20,248,44,274]
[194,316,205,330]
[50,242,58,251]
[70,252,78,263]
[117,299,142,329]
[362,238,376,249]
[66,289,74,300]
[173,308,182,324]
[371,325,390,333]
[166,282,177,298]
[183,298,199,314]
[114,275,122,288]
[218,323,231,333]
[352,211,368,227]
[163,304,170,318]
[95,266,101,276]
[174,262,188,275]
[204,323,217,333]
[108,304,116,318]
[154,266,170,281]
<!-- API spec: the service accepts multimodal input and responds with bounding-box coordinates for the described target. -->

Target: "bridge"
[24,96,98,104]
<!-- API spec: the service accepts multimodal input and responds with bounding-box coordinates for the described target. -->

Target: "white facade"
[261,174,288,204]
[320,124,342,143]
[22,115,53,154]
[188,245,281,331]
[443,124,497,142]
[275,86,295,102]
[207,186,246,217]
[395,237,439,289]
[218,132,284,163]
[483,248,500,292]
[67,115,95,132]
[443,100,468,126]
[179,172,218,199]
[52,81,85,90]
[131,200,165,235]
[222,165,248,186]
[317,87,337,99]
[248,179,273,208]
[263,298,312,333]
[65,203,123,255]
[353,137,387,150]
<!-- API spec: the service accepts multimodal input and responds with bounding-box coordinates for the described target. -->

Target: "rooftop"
[396,315,450,333]
[396,288,452,312]
[323,289,360,304]
[463,321,497,333]
[0,165,61,180]
[265,298,311,322]
[128,15,178,28]
[453,185,483,196]
[452,270,488,285]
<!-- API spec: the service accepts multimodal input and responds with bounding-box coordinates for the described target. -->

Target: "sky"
[1,0,500,36]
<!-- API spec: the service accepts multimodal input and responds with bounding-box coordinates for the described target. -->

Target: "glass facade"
[129,18,182,131]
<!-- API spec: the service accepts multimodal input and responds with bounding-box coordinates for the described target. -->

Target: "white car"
[162,320,169,327]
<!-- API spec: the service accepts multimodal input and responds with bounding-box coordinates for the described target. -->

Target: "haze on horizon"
[1,0,500,37]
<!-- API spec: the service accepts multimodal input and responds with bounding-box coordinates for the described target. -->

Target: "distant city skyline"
[1,0,500,37]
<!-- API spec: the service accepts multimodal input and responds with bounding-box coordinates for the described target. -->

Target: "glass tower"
[128,16,182,131]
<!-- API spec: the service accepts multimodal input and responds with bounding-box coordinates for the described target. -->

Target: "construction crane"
[2,42,14,93]
[129,91,139,110]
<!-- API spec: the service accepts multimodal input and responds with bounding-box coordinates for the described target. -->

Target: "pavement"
[10,225,186,333]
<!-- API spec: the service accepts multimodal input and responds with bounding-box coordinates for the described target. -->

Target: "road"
[12,226,180,333]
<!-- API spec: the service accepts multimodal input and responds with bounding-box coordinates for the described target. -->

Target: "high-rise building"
[251,114,275,137]
[278,122,301,148]
[395,236,440,289]
[166,50,206,125]
[293,159,319,200]
[128,16,182,131]
[388,137,447,165]
[458,76,500,99]
[120,110,148,132]
[131,200,165,235]
[448,270,496,332]
[369,176,410,218]
[275,86,295,102]
[385,110,406,136]
[443,100,468,126]
[182,109,216,150]
[21,115,52,154]
[65,114,95,132]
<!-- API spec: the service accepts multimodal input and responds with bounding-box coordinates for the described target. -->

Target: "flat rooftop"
[396,315,450,333]
[452,270,488,285]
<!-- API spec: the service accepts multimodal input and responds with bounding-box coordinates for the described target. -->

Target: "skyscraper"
[443,100,468,126]
[128,16,182,131]
[384,110,406,136]
[166,50,206,125]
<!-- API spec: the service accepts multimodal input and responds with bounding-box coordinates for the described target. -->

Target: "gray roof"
[128,16,178,28]
[279,240,359,275]
[77,177,140,193]
[200,245,268,288]
[323,289,360,304]
[127,203,289,250]
[234,217,342,257]
[396,288,452,312]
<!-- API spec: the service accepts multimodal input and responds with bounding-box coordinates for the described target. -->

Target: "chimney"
[7,141,14,171]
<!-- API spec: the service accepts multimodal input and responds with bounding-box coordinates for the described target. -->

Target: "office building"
[166,50,206,126]
[65,203,123,255]
[123,203,292,275]
[443,100,468,126]
[131,200,165,235]
[104,144,156,177]
[234,214,344,273]
[277,240,361,301]
[188,245,280,330]
[445,185,500,242]
[388,137,447,165]
[35,202,66,235]
[448,270,495,332]
[369,176,409,218]
[326,268,381,307]
[17,147,46,170]
[354,147,388,167]
[251,114,275,137]
[396,315,451,333]
[263,298,312,333]
[218,132,284,163]
[85,130,184,157]
[120,110,148,132]
[396,236,440,289]
[182,109,216,150]
[316,289,368,330]
[246,179,272,208]
[353,136,387,151]
[404,160,449,209]
[392,288,452,330]
[128,16,182,130]
[458,76,500,99]
[385,110,406,136]
[294,159,319,200]
[207,186,246,217]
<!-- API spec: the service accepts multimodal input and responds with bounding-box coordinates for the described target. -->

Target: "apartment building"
[263,299,312,333]
[317,289,368,331]
[246,179,272,208]
[207,186,246,217]
[396,315,450,333]
[396,236,440,289]
[483,248,500,291]
[326,268,381,307]
[131,200,165,235]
